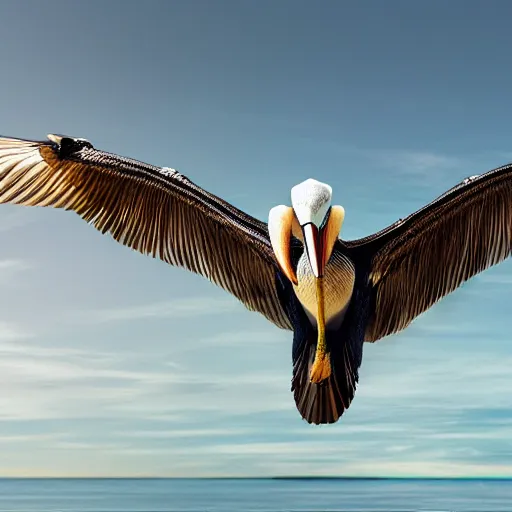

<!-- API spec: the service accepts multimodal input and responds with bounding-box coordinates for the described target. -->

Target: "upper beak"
[302,223,326,278]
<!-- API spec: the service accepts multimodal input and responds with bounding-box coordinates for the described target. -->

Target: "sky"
[1,0,512,477]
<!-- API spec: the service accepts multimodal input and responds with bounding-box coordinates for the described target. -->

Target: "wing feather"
[344,165,512,342]
[0,135,291,330]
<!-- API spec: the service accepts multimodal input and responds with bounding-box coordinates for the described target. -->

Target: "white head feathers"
[291,178,332,227]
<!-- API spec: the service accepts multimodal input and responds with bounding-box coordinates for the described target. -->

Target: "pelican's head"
[268,178,345,285]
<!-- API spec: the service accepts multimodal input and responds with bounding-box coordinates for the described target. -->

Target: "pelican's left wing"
[0,135,292,330]
[343,163,512,342]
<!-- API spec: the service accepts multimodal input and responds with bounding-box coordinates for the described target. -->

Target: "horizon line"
[0,476,511,481]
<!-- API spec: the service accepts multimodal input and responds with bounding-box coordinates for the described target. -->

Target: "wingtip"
[46,134,94,155]
[47,134,63,145]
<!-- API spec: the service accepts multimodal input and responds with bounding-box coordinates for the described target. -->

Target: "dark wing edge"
[0,135,292,330]
[343,165,512,342]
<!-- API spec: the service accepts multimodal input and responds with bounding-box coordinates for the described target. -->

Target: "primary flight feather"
[0,134,511,424]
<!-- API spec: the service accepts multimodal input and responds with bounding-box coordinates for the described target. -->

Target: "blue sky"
[1,0,512,477]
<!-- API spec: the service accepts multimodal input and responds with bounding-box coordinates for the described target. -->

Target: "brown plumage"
[349,169,512,342]
[0,135,290,330]
[0,133,511,425]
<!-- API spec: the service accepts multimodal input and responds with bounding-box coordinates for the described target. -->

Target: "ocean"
[0,478,510,512]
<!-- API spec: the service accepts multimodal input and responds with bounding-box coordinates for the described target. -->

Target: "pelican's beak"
[301,223,326,279]
[301,205,345,281]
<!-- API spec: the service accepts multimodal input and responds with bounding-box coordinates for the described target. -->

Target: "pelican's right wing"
[0,135,292,330]
[343,163,512,342]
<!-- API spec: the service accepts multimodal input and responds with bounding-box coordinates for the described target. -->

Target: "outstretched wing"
[344,165,512,342]
[0,134,291,329]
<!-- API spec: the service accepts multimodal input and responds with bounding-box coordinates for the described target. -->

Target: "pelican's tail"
[291,331,359,425]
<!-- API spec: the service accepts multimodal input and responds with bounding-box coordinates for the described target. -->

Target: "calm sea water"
[0,478,510,512]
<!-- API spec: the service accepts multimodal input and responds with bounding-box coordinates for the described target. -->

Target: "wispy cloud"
[0,321,29,342]
[119,428,252,439]
[0,314,291,424]
[0,259,31,273]
[0,259,32,286]
[347,146,509,193]
[0,208,36,232]
[360,346,512,407]
[198,329,288,346]
[0,433,69,444]
[371,149,463,177]
[71,296,240,323]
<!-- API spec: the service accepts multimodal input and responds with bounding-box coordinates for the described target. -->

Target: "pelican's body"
[1,133,512,424]
[294,249,355,329]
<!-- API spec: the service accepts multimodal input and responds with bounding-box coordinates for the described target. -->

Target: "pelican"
[0,134,511,425]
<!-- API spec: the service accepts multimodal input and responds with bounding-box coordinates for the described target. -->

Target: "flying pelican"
[0,134,510,425]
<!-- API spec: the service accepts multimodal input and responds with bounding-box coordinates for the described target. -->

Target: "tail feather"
[291,332,359,425]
